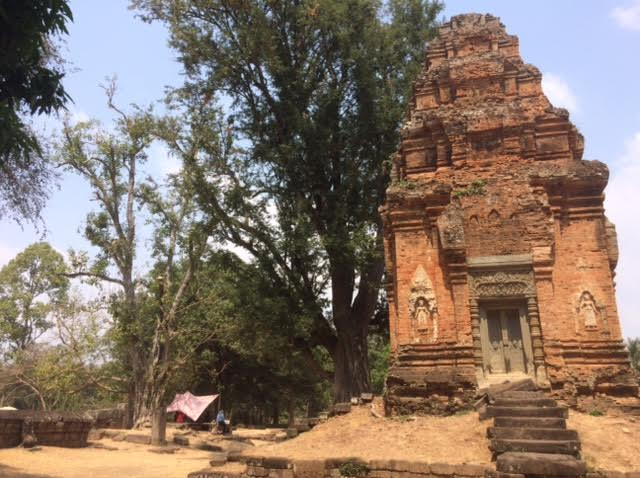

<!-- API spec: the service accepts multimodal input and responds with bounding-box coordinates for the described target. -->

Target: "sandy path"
[0,439,213,478]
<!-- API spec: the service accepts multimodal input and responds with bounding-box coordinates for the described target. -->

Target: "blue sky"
[2,0,640,337]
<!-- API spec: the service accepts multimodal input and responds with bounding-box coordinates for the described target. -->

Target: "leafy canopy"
[0,0,73,223]
[0,242,69,354]
[132,0,442,400]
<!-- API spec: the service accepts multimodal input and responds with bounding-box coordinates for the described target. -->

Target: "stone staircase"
[481,382,587,478]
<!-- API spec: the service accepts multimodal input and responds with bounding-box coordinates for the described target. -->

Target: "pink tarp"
[166,392,219,421]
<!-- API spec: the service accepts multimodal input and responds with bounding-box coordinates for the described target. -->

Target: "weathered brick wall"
[0,412,22,448]
[381,13,638,412]
[0,411,93,448]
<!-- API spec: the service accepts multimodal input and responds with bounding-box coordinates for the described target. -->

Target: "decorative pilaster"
[526,295,548,384]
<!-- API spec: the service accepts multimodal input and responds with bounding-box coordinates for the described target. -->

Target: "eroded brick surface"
[381,13,638,415]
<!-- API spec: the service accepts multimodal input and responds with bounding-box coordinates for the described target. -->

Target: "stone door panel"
[481,306,528,375]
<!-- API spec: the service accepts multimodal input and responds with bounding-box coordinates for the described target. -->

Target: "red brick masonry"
[380,13,639,415]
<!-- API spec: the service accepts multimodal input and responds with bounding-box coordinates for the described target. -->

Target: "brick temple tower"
[381,13,638,414]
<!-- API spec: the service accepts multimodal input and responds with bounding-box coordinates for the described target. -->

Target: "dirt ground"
[0,439,213,478]
[243,405,492,464]
[1,406,638,477]
[568,411,640,472]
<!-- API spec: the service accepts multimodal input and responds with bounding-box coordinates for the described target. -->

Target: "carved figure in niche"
[408,266,438,341]
[577,291,599,330]
[415,298,429,327]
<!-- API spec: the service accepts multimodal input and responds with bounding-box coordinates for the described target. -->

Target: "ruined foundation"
[0,411,93,448]
[382,13,639,415]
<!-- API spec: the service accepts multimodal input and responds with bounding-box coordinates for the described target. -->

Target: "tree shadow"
[0,463,52,478]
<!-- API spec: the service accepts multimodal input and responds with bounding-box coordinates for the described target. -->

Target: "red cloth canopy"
[166,392,219,421]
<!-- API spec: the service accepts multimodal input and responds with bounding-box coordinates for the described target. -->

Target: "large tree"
[0,0,73,223]
[57,85,154,426]
[136,172,214,439]
[0,242,69,354]
[133,0,442,401]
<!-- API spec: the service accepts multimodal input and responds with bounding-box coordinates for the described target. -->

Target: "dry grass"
[568,411,640,473]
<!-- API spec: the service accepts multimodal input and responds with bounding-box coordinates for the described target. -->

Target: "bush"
[339,461,369,478]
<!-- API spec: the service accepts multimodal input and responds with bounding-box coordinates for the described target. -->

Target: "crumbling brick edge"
[188,457,640,478]
[188,457,489,478]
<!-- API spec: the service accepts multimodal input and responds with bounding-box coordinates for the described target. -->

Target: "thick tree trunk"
[329,246,384,403]
[129,347,149,428]
[333,322,371,402]
[151,407,166,446]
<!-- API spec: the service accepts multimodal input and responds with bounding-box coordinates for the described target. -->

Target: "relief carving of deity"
[577,291,600,331]
[408,265,438,341]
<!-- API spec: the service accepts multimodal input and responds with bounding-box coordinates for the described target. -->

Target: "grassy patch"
[452,179,486,199]
[339,461,369,478]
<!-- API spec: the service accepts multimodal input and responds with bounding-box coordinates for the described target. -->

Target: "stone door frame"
[467,254,547,385]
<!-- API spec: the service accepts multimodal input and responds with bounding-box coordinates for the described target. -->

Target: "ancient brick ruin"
[382,13,639,415]
[0,411,92,448]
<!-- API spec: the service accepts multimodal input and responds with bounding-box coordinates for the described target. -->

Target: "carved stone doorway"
[480,303,533,375]
[467,254,548,386]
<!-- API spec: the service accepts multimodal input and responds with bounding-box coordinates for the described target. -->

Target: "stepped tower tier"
[381,13,638,415]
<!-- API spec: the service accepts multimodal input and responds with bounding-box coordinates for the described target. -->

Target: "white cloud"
[605,131,640,338]
[541,73,579,115]
[611,0,640,31]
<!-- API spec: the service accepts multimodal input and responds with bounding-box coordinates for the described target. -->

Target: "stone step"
[499,391,546,399]
[490,438,580,456]
[493,398,557,408]
[487,427,579,441]
[484,471,524,478]
[496,452,586,476]
[493,417,566,429]
[485,406,568,418]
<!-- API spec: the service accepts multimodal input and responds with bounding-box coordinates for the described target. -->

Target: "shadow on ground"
[0,464,52,478]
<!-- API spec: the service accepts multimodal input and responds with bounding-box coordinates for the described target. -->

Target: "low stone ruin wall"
[0,411,93,448]
[86,405,128,429]
[189,457,490,478]
[189,456,640,478]
[0,411,22,448]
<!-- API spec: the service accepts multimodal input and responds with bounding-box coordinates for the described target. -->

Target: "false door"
[481,307,528,374]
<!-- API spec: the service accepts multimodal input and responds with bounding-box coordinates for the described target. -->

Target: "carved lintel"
[469,269,536,298]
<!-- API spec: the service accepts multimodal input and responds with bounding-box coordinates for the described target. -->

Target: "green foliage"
[339,461,369,478]
[178,251,334,422]
[589,409,604,417]
[0,292,119,411]
[628,337,640,373]
[393,179,420,190]
[0,0,73,223]
[57,88,160,423]
[368,334,390,395]
[0,242,68,354]
[452,180,487,199]
[133,0,443,400]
